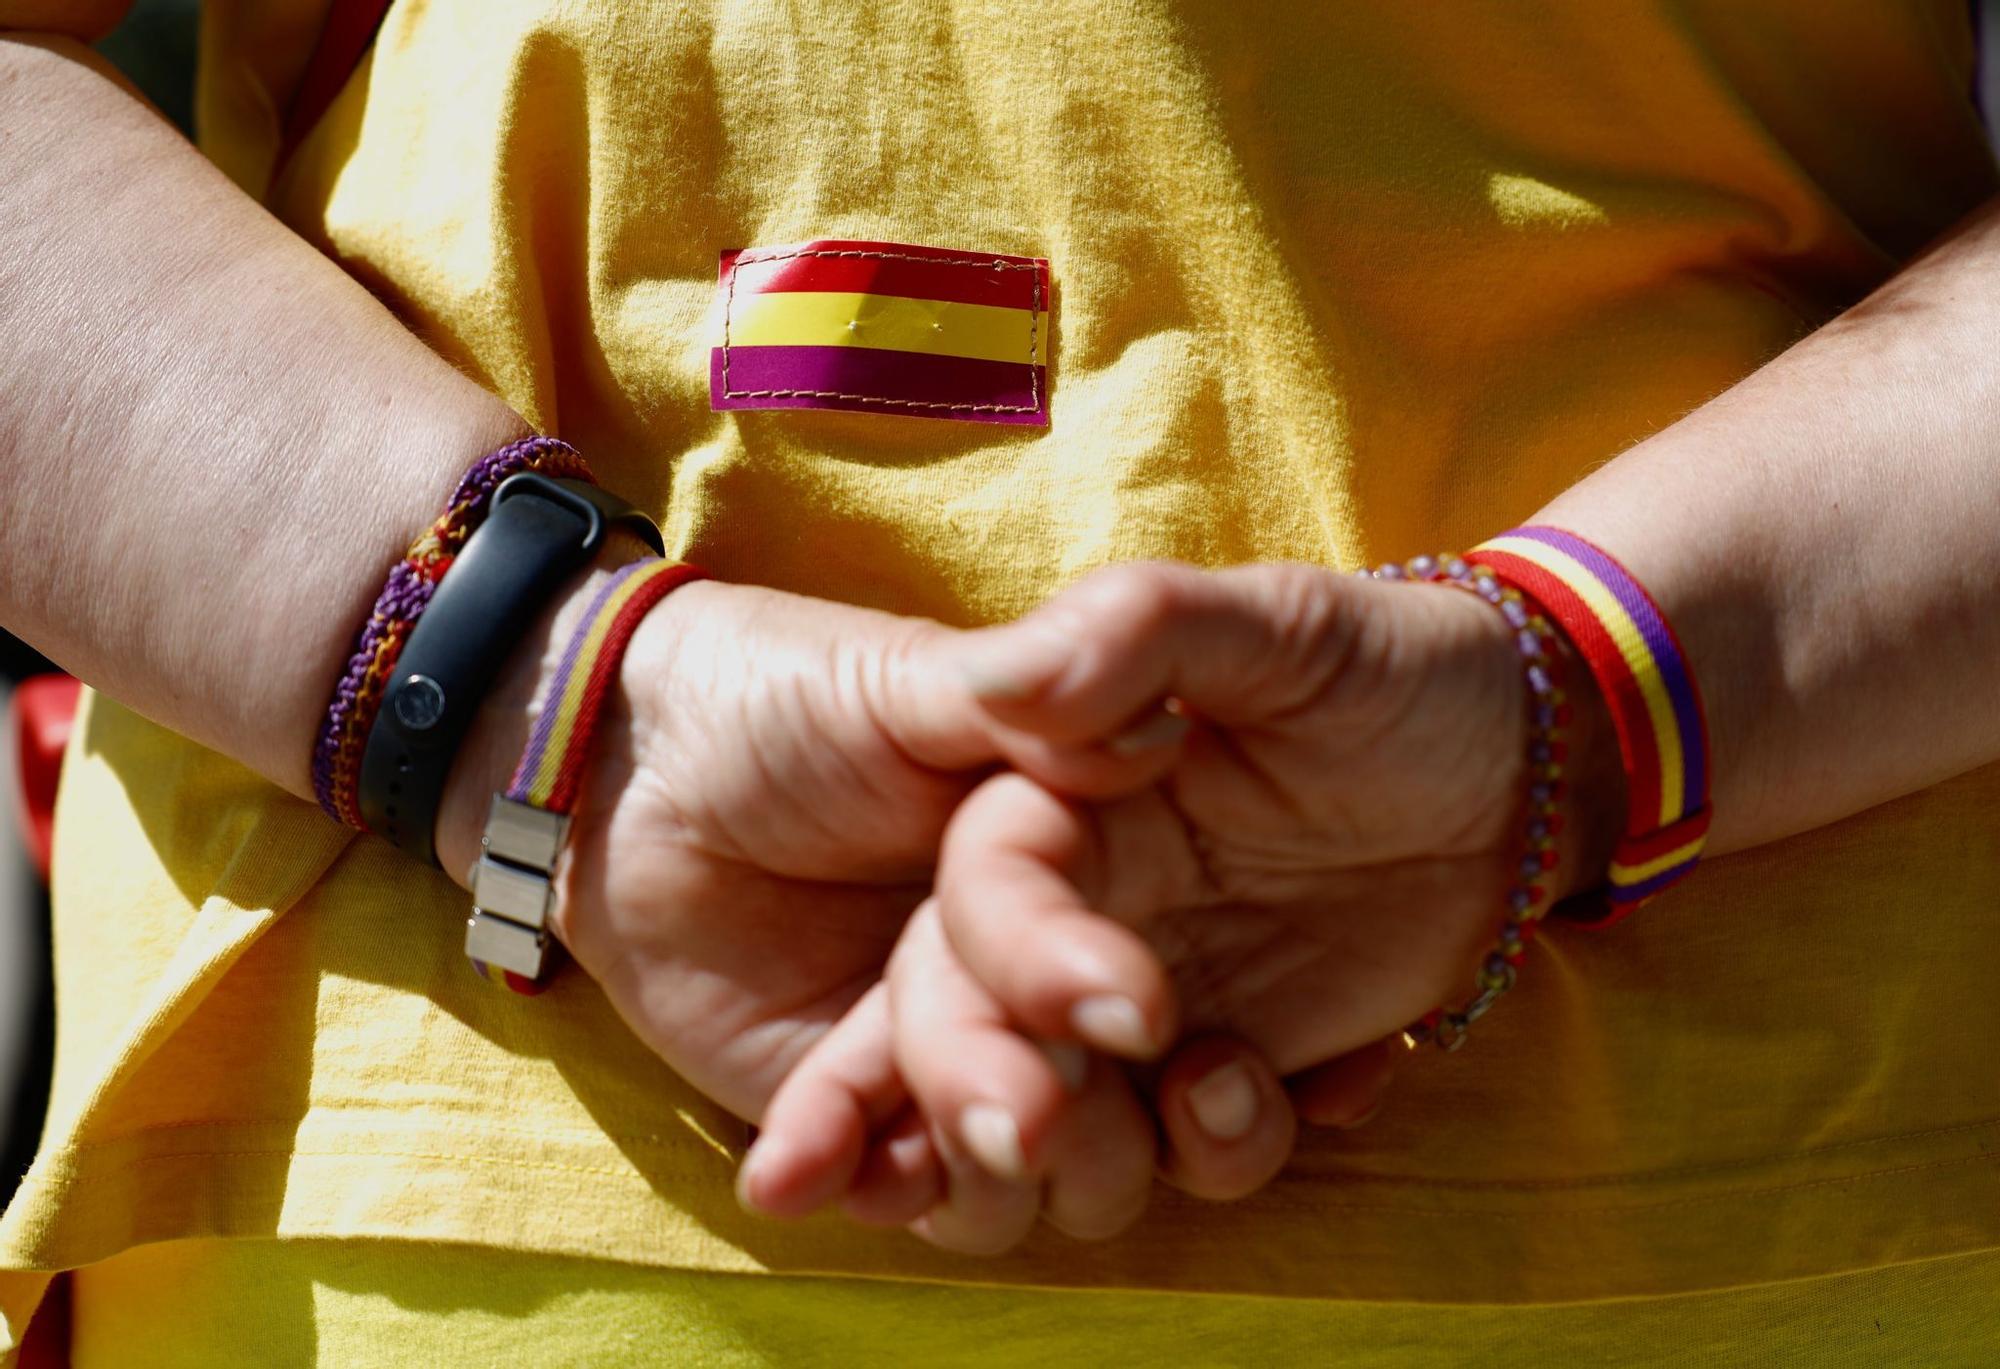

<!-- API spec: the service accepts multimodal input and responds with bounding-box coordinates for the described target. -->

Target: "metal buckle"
[466,795,570,980]
[465,910,549,978]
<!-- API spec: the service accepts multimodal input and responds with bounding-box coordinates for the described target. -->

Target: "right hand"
[435,565,1304,1246]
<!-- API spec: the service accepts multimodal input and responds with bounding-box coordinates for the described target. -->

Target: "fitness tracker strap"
[358,474,663,868]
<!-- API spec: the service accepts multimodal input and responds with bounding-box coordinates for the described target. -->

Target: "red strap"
[276,0,395,173]
[10,674,81,883]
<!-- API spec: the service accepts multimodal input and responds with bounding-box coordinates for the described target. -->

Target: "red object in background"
[10,674,81,883]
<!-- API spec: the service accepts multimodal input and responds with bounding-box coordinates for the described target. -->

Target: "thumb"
[1286,1036,1399,1129]
[954,561,1365,747]
[865,608,1192,801]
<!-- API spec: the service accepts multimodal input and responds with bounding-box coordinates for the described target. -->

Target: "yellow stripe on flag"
[727,290,1045,366]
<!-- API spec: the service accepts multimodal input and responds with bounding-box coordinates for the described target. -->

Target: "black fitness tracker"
[358,474,664,869]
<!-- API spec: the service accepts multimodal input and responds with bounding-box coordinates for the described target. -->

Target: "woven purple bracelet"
[310,435,595,829]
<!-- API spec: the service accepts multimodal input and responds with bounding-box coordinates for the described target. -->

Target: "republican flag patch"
[710,239,1051,425]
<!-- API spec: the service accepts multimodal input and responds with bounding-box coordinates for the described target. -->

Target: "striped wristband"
[1469,527,1712,926]
[466,556,707,993]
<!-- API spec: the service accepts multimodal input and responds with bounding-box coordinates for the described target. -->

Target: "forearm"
[0,35,527,796]
[1537,194,2000,858]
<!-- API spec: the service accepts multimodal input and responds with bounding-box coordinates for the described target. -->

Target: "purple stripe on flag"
[1513,527,1707,811]
[711,346,1048,425]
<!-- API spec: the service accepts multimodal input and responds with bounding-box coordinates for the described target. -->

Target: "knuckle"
[1258,563,1352,667]
[866,615,943,712]
[1072,560,1188,640]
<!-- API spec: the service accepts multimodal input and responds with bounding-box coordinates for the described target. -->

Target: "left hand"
[748,560,1617,1247]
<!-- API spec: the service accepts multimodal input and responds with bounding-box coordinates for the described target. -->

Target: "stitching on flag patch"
[709,239,1052,426]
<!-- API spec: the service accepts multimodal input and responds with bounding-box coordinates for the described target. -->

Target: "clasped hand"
[523,560,1602,1253]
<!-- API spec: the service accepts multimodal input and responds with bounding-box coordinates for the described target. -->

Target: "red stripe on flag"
[721,241,1048,312]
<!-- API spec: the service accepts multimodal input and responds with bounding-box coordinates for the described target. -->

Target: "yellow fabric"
[59,1240,2000,1367]
[7,0,2000,1359]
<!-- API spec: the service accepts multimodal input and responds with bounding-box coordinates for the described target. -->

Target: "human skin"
[748,194,2000,1246]
[12,28,2000,1254]
[0,35,1309,1248]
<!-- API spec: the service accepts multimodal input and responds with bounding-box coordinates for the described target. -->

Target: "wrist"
[433,536,663,887]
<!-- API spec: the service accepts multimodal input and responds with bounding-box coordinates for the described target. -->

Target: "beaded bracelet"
[311,435,593,830]
[1469,527,1712,927]
[1363,553,1569,1051]
[466,556,708,994]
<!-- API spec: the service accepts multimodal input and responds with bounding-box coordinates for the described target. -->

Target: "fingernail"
[1187,1062,1259,1141]
[1338,1100,1385,1131]
[735,1140,780,1212]
[1106,709,1190,758]
[1039,1039,1090,1094]
[1070,995,1155,1058]
[959,627,1073,701]
[960,1103,1028,1181]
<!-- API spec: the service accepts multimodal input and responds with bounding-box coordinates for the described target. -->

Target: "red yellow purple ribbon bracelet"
[466,556,707,994]
[1469,526,1712,927]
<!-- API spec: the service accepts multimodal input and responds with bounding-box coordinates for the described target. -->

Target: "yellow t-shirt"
[7,0,2000,1359]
